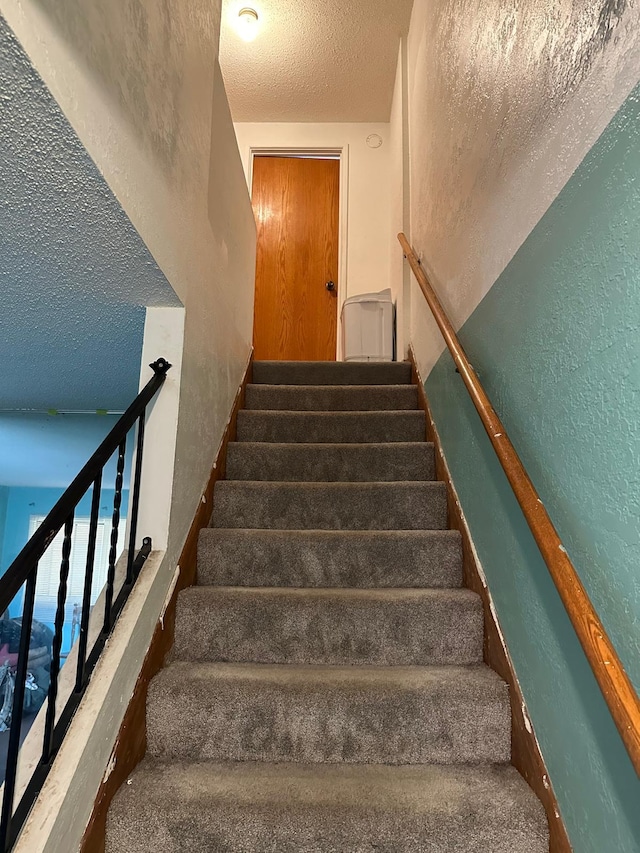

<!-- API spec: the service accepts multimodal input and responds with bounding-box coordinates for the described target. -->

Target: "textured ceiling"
[0,15,181,412]
[219,0,414,122]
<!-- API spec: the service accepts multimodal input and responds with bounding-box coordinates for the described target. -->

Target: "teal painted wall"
[0,487,8,567]
[1,486,129,655]
[424,85,640,851]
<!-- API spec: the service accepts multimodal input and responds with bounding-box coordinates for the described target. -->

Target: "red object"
[0,643,19,668]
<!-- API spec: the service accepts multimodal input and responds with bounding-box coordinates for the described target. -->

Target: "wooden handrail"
[399,231,640,775]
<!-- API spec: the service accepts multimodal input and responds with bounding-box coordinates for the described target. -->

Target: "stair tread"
[107,759,548,852]
[197,528,462,588]
[147,662,510,765]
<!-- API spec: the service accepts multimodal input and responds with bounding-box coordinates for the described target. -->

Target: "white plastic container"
[341,288,395,362]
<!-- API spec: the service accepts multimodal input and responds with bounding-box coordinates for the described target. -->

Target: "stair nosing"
[153,659,506,688]
[227,440,434,447]
[214,480,445,487]
[245,383,417,390]
[179,585,479,600]
[238,409,424,415]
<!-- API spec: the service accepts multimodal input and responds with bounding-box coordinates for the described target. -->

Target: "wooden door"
[251,156,339,361]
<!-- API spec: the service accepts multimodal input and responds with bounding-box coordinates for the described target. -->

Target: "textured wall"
[389,41,411,357]
[425,81,640,853]
[0,16,179,411]
[403,1,640,849]
[2,3,256,849]
[167,62,257,556]
[0,0,256,574]
[30,0,220,194]
[406,0,640,377]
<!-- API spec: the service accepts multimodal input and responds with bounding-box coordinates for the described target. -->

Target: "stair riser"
[173,589,483,666]
[236,410,426,443]
[211,482,447,530]
[147,672,511,765]
[252,360,413,385]
[225,442,435,482]
[197,529,462,588]
[245,384,418,411]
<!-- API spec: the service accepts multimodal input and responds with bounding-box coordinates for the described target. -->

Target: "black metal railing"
[0,357,171,850]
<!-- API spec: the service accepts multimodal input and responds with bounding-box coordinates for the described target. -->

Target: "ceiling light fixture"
[236,7,259,42]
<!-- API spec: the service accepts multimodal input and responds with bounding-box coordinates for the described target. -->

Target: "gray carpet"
[107,360,548,852]
[197,529,462,587]
[172,586,484,666]
[245,383,418,410]
[237,409,427,442]
[147,662,511,765]
[226,441,436,481]
[107,761,547,852]
[252,360,413,385]
[211,481,448,530]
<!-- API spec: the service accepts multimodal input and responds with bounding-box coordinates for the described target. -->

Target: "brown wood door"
[251,156,339,361]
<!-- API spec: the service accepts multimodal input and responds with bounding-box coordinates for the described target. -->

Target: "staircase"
[107,360,548,852]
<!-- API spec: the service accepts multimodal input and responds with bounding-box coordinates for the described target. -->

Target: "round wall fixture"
[366,133,383,149]
[236,7,260,41]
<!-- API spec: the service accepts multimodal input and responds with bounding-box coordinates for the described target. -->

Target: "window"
[28,515,116,626]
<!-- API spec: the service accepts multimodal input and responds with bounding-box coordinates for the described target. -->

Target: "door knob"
[325,280,335,292]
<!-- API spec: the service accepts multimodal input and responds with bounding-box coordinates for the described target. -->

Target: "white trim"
[248,145,349,360]
[127,306,185,551]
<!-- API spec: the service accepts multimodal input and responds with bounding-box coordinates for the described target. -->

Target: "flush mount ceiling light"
[236,7,260,42]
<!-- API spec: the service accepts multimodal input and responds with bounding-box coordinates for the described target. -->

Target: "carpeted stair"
[107,360,548,852]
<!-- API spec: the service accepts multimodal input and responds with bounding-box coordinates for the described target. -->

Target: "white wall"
[0,2,256,556]
[233,122,392,318]
[404,0,640,378]
[1,1,256,848]
[133,306,186,552]
[388,41,411,359]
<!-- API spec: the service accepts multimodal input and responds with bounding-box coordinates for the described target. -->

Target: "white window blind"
[28,515,117,625]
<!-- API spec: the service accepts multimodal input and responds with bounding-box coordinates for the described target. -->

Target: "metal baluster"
[42,513,74,764]
[75,474,102,693]
[103,440,126,633]
[0,570,37,851]
[125,413,146,585]
[0,358,170,849]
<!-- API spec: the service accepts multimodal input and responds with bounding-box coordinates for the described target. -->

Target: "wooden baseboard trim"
[80,352,254,853]
[408,347,572,853]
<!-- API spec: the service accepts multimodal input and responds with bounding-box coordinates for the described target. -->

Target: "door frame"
[248,146,349,360]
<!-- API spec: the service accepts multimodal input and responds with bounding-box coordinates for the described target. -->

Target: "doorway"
[251,155,340,361]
